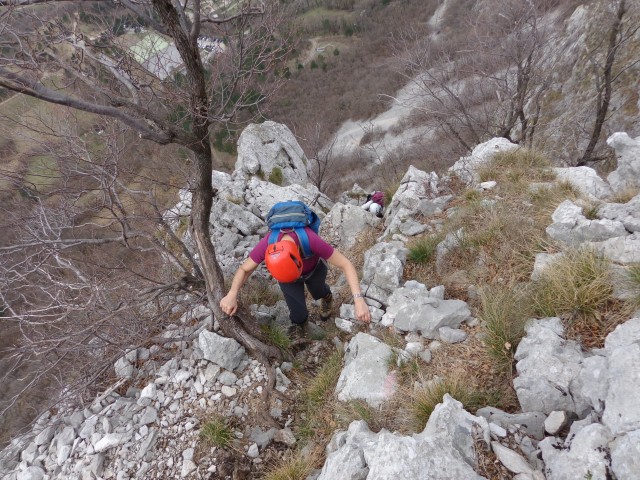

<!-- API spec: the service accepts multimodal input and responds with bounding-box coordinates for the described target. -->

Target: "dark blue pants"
[278,260,331,325]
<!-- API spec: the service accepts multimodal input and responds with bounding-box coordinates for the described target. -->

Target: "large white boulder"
[235,121,309,186]
[553,166,612,199]
[317,396,488,480]
[448,137,518,184]
[335,333,397,408]
[606,132,640,194]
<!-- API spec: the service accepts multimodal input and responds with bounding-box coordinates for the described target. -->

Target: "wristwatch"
[353,293,364,299]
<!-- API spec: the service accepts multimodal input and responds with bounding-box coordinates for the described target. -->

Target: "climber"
[362,191,384,218]
[219,216,371,334]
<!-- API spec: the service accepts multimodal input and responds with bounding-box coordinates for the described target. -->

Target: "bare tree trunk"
[578,0,626,165]
[153,0,282,363]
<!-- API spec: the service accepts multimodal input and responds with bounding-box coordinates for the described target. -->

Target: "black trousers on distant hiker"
[279,260,331,325]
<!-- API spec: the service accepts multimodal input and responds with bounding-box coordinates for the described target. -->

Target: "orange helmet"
[265,240,303,283]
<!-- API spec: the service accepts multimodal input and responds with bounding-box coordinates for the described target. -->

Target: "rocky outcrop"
[448,137,518,184]
[321,203,381,250]
[382,166,445,239]
[514,316,640,480]
[317,396,490,480]
[552,166,613,199]
[545,200,627,246]
[234,121,310,186]
[5,132,640,480]
[360,241,408,306]
[606,132,640,194]
[381,281,471,339]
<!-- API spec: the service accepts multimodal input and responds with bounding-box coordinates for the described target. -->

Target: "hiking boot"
[288,321,326,340]
[320,293,333,321]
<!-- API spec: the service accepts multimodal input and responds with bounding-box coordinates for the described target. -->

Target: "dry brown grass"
[262,445,324,480]
[525,245,636,349]
[609,187,640,204]
[565,299,634,350]
[377,332,519,436]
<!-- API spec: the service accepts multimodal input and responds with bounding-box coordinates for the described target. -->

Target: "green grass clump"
[269,167,284,185]
[261,323,292,350]
[384,181,400,206]
[241,277,282,307]
[582,200,601,220]
[296,349,344,444]
[407,234,442,264]
[624,264,640,306]
[409,377,499,430]
[480,285,533,374]
[341,400,376,425]
[532,248,614,319]
[200,416,233,448]
[303,349,343,406]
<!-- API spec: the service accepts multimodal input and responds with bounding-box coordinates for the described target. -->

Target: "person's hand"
[220,294,238,316]
[354,297,371,323]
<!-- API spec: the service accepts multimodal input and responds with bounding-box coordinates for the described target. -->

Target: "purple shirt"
[249,227,334,275]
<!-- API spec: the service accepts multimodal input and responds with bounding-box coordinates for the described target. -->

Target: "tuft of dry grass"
[262,446,323,480]
[241,277,282,307]
[625,264,640,307]
[334,399,383,432]
[477,149,553,189]
[479,285,533,375]
[609,187,640,204]
[405,375,501,431]
[531,247,614,320]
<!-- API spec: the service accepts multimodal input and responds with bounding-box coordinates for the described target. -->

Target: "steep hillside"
[2,124,639,479]
[269,0,640,196]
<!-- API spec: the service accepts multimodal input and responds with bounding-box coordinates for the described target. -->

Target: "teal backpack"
[266,201,320,258]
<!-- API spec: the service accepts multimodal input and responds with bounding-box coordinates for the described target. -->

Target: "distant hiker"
[362,191,384,218]
[220,201,371,334]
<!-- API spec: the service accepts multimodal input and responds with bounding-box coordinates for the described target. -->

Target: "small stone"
[247,443,259,458]
[544,410,568,435]
[273,428,296,446]
[221,386,237,397]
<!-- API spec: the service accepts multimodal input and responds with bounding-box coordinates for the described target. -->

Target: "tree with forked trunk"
[0,0,293,429]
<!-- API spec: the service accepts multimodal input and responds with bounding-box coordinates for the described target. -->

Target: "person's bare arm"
[219,258,259,316]
[326,250,371,323]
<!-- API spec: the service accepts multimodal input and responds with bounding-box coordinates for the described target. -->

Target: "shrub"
[480,285,532,374]
[407,234,441,264]
[200,416,233,447]
[532,248,614,320]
